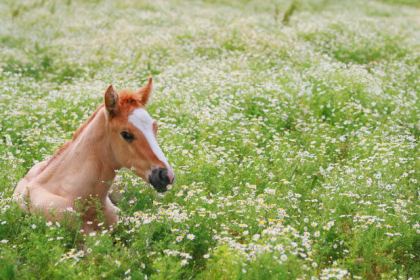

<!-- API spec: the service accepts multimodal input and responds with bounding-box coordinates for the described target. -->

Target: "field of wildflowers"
[0,0,419,279]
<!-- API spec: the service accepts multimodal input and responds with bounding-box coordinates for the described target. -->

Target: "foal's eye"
[120,131,134,142]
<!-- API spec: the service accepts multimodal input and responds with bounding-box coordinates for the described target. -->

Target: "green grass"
[0,0,419,279]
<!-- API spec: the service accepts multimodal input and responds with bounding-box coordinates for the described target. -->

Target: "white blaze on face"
[128,108,169,168]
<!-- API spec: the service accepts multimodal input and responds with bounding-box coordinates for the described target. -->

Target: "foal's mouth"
[152,184,169,193]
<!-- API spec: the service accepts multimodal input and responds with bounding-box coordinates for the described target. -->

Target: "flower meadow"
[0,0,419,279]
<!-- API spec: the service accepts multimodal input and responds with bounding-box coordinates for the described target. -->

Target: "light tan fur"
[13,78,173,233]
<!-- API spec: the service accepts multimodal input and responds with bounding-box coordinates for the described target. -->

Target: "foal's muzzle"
[149,168,174,193]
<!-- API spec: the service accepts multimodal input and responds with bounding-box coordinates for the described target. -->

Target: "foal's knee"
[104,207,119,227]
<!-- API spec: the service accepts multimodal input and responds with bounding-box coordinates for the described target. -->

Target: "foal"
[13,78,174,232]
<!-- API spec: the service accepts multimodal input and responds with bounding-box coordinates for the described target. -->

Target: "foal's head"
[103,78,174,192]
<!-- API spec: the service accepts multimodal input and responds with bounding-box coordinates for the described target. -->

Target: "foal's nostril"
[158,168,169,182]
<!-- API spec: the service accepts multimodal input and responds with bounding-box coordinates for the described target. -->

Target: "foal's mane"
[41,104,105,171]
[72,104,104,140]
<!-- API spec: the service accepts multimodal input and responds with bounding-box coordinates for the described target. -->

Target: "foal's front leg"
[81,196,119,233]
[103,196,119,228]
[28,188,79,226]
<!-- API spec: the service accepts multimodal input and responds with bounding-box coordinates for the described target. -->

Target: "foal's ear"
[104,84,119,116]
[137,77,153,105]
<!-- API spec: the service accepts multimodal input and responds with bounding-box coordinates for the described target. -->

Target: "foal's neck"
[42,107,119,197]
[72,107,120,174]
[72,107,119,180]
